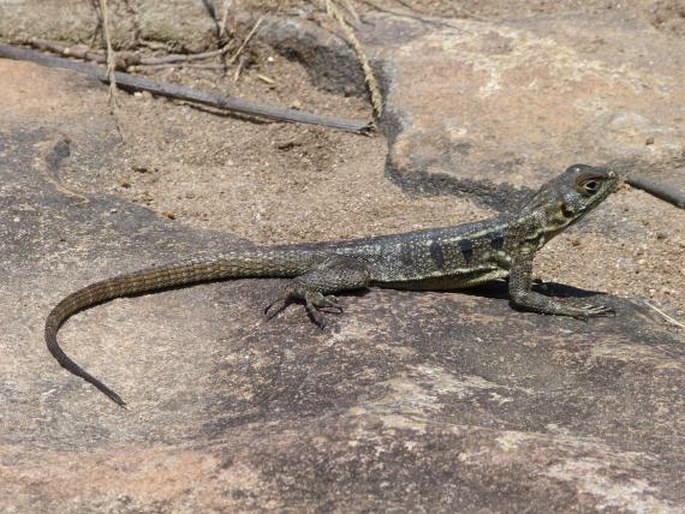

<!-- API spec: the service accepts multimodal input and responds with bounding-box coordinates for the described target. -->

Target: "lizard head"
[522,164,619,238]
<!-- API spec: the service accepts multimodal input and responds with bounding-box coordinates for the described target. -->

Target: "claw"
[264,295,292,320]
[303,292,344,329]
[305,301,328,329]
[576,303,615,320]
[317,294,344,314]
[263,291,343,328]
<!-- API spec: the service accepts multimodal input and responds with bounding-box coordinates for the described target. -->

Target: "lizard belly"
[374,266,509,291]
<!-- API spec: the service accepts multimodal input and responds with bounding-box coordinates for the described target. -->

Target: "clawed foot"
[510,290,617,321]
[264,291,343,329]
[572,303,615,321]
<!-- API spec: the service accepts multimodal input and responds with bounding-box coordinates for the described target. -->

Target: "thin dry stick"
[141,47,229,66]
[0,43,373,134]
[219,0,234,39]
[27,38,229,68]
[233,55,247,81]
[319,0,383,116]
[98,0,126,142]
[27,38,118,64]
[644,301,685,329]
[334,0,360,23]
[228,16,263,65]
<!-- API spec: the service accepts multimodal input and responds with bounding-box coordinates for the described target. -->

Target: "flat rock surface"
[262,9,685,201]
[1,1,684,513]
[381,11,685,191]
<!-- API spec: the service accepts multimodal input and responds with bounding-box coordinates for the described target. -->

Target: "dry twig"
[0,43,373,134]
[228,16,263,65]
[644,301,685,329]
[219,0,234,40]
[26,38,232,70]
[318,0,383,116]
[97,0,126,141]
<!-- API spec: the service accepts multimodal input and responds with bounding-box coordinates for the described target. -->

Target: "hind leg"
[264,255,373,328]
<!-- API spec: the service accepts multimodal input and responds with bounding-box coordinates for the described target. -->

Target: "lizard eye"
[578,178,601,195]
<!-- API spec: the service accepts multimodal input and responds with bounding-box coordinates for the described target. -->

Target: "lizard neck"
[507,207,568,255]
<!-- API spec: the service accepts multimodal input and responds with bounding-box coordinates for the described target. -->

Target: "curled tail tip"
[91,381,128,408]
[108,390,128,408]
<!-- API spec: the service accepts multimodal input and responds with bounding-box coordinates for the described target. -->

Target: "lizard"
[45,164,619,407]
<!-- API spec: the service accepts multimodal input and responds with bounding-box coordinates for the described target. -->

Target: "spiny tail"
[45,251,319,407]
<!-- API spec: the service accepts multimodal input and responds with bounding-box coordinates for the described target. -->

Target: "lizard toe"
[305,301,328,329]
[303,292,344,328]
[318,294,344,314]
[264,296,291,320]
[580,303,615,318]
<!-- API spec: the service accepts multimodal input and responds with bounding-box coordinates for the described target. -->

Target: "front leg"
[265,255,373,328]
[508,255,614,320]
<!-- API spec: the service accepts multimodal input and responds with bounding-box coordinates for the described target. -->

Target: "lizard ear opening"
[561,203,575,217]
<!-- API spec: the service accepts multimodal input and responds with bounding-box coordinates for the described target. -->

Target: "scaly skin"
[45,164,619,406]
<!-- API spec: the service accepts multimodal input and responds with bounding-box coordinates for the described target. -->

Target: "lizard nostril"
[561,204,575,217]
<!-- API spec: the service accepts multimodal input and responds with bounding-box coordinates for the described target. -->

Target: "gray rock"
[261,11,685,207]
